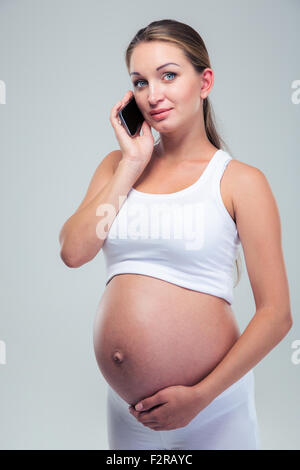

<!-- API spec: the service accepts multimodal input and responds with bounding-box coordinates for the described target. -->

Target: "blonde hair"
[125,19,242,287]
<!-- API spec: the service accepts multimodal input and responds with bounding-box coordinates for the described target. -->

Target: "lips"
[150,108,172,115]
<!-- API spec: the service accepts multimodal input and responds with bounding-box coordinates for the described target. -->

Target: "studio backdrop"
[0,0,299,450]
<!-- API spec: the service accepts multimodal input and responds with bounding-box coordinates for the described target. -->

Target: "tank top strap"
[208,150,232,190]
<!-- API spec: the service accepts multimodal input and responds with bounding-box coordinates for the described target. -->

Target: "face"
[129,41,213,131]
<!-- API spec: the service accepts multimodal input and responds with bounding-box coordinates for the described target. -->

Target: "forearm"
[192,306,293,405]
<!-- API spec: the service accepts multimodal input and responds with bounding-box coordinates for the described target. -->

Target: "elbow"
[59,227,103,268]
[60,248,81,268]
[286,311,293,329]
[60,246,99,268]
[280,311,293,336]
[261,305,293,337]
[268,302,293,330]
[283,304,293,327]
[59,228,83,268]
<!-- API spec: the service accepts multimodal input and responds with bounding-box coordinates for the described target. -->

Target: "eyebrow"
[130,62,181,77]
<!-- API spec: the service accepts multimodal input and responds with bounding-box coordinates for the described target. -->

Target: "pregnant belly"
[93,274,241,406]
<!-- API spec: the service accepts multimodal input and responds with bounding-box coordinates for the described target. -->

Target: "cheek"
[180,87,201,113]
[182,85,199,102]
[172,80,198,102]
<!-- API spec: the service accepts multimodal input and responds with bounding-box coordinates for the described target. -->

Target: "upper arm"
[73,149,122,215]
[232,162,292,319]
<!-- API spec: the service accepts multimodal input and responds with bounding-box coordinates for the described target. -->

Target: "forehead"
[130,41,186,70]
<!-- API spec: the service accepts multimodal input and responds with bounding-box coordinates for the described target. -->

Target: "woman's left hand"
[128,384,211,431]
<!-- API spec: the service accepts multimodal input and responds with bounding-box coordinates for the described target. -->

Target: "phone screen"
[118,95,145,136]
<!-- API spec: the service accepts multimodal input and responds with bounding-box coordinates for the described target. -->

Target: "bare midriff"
[93,274,241,406]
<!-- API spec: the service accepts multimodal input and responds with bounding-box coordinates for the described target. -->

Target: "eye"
[133,72,177,88]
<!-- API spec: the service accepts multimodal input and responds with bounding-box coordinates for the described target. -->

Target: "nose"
[148,96,165,108]
[147,84,165,105]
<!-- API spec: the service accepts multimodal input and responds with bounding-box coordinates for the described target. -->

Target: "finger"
[142,423,159,429]
[130,409,153,422]
[115,91,132,115]
[110,101,123,126]
[135,393,165,412]
[145,423,161,431]
[141,119,151,136]
[138,411,159,425]
[142,420,159,427]
[110,91,133,129]
[129,409,142,420]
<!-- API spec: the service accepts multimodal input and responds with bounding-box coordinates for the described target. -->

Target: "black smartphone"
[118,95,145,137]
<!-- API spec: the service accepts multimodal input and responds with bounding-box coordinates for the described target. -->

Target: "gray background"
[0,0,299,450]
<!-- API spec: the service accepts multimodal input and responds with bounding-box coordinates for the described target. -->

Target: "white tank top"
[101,149,241,305]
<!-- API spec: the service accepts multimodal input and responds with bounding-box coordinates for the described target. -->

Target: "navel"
[112,350,124,364]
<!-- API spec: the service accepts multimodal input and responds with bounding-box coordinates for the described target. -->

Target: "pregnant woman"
[59,19,292,450]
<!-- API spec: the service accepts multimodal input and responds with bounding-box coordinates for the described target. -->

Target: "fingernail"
[135,403,143,411]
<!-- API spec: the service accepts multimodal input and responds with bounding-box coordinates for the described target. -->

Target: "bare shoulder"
[226,158,280,236]
[227,158,265,180]
[73,149,123,215]
[226,158,269,206]
[89,148,123,181]
[92,148,124,176]
[220,158,266,222]
[92,148,122,173]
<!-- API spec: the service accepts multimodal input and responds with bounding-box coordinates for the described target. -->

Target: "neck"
[154,117,216,162]
[155,138,217,163]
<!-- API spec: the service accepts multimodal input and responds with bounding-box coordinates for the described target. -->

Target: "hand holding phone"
[110,90,154,168]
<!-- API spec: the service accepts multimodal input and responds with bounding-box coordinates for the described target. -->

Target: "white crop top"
[101,149,241,305]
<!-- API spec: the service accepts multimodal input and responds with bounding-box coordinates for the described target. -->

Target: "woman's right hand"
[110,90,155,169]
